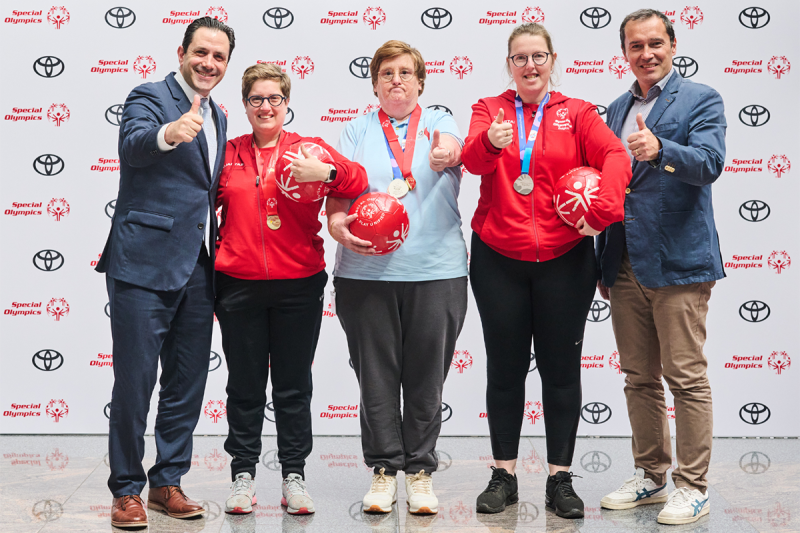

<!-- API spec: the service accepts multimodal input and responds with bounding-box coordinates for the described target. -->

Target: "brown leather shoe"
[111,495,148,528]
[147,486,205,518]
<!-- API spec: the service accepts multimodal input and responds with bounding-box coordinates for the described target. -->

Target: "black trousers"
[215,270,327,480]
[470,234,596,466]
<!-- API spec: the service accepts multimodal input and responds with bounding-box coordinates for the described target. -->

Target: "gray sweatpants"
[334,276,468,475]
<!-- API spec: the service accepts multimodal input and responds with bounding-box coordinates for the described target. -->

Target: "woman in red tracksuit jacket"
[463,24,631,519]
[214,64,367,516]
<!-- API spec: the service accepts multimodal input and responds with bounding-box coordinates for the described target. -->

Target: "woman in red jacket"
[214,63,367,516]
[462,23,631,518]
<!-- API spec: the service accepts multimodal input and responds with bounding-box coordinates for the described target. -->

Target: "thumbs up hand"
[290,143,331,183]
[626,112,661,161]
[164,94,205,146]
[487,107,514,150]
[428,129,452,172]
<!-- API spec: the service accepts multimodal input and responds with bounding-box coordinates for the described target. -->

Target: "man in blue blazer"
[596,9,725,526]
[96,17,234,528]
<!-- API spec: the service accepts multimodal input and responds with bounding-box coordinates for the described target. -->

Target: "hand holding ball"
[278,142,334,203]
[347,192,410,255]
[553,167,602,227]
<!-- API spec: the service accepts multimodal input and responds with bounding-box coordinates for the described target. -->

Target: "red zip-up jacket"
[215,132,367,280]
[463,90,631,262]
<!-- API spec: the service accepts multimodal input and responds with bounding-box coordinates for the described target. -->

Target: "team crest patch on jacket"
[553,108,572,131]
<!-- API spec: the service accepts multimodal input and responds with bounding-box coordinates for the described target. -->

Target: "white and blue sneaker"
[600,468,668,510]
[657,487,709,524]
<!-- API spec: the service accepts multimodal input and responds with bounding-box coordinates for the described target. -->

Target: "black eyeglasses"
[246,94,287,108]
[508,52,551,67]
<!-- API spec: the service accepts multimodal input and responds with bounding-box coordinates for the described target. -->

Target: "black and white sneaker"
[476,466,518,514]
[545,471,584,519]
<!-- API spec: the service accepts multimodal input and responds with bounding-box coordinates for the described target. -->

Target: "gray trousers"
[334,276,468,475]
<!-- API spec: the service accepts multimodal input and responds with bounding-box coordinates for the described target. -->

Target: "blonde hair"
[506,23,560,87]
[370,40,426,97]
[241,63,291,100]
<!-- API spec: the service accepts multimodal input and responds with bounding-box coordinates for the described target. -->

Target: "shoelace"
[666,487,693,506]
[370,468,392,493]
[232,475,253,496]
[485,466,513,493]
[167,486,188,501]
[119,495,143,511]
[619,474,647,492]
[408,470,432,495]
[284,476,307,496]
[554,472,582,498]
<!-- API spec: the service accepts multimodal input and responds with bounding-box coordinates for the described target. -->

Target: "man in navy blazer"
[596,10,725,526]
[96,17,234,528]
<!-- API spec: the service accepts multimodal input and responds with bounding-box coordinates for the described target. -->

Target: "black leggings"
[470,233,596,466]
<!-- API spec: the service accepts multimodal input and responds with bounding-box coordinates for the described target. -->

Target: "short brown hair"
[619,9,675,49]
[241,63,291,100]
[370,40,426,97]
[506,23,559,86]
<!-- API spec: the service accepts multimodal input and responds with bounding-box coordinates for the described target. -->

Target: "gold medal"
[267,215,281,230]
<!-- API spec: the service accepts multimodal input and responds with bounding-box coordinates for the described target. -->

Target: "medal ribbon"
[378,105,421,190]
[515,92,550,176]
[253,132,282,224]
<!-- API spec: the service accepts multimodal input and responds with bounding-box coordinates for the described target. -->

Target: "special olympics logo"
[451,350,472,373]
[739,451,770,474]
[33,250,64,271]
[448,500,472,524]
[738,300,770,322]
[608,351,622,374]
[739,200,770,222]
[32,349,64,371]
[33,56,64,78]
[47,6,70,29]
[767,251,791,274]
[587,300,610,322]
[106,104,124,126]
[739,7,769,29]
[46,448,69,471]
[264,401,276,422]
[441,402,452,422]
[284,108,294,125]
[47,198,70,221]
[205,7,228,23]
[46,298,70,321]
[349,56,372,78]
[768,155,790,177]
[767,56,790,79]
[291,56,314,79]
[46,399,69,422]
[673,56,698,78]
[47,104,70,127]
[133,56,156,79]
[739,402,770,425]
[524,400,543,424]
[218,104,228,118]
[363,7,386,30]
[581,402,612,424]
[105,199,116,219]
[32,500,62,522]
[738,105,770,127]
[768,351,790,375]
[105,7,136,28]
[609,56,630,79]
[580,450,612,473]
[33,154,64,176]
[204,400,226,423]
[204,449,227,471]
[428,104,452,115]
[363,103,379,114]
[209,351,221,372]
[263,7,293,29]
[580,7,611,29]
[449,56,473,79]
[680,6,703,29]
[522,7,545,23]
[421,7,452,29]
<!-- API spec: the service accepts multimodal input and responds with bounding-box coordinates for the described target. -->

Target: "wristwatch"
[324,164,337,183]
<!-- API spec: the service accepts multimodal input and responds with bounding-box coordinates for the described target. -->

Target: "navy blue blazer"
[96,73,227,291]
[596,71,727,289]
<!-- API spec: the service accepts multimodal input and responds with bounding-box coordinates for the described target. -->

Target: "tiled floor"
[0,435,796,532]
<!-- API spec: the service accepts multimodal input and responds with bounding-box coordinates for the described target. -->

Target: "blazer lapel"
[645,71,682,129]
[166,73,211,179]
[209,100,225,186]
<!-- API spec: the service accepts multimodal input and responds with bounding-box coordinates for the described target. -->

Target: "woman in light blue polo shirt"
[325,40,467,516]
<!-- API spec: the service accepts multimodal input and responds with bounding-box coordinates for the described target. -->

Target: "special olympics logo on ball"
[581,402,612,424]
[205,7,228,23]
[521,7,545,23]
[768,155,790,177]
[47,198,70,221]
[203,400,226,423]
[421,7,452,29]
[579,7,611,29]
[441,402,452,422]
[680,6,703,29]
[47,6,70,29]
[46,399,69,422]
[32,349,64,371]
[263,7,293,29]
[449,56,472,79]
[106,104,125,126]
[739,7,769,29]
[291,56,314,79]
[47,104,70,127]
[767,351,790,375]
[587,300,610,322]
[767,56,790,79]
[767,251,791,274]
[133,56,156,79]
[46,298,69,321]
[451,350,472,373]
[349,57,372,78]
[608,56,630,79]
[105,7,136,28]
[673,56,698,78]
[738,200,770,222]
[363,7,386,29]
[33,250,64,271]
[738,105,770,127]
[738,300,770,323]
[33,56,64,78]
[739,402,770,425]
[33,154,64,176]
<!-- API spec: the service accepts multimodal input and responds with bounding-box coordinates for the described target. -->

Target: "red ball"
[347,192,410,256]
[553,166,602,227]
[276,142,334,203]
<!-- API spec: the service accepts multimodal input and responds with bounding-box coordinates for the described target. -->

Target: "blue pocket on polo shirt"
[659,210,710,272]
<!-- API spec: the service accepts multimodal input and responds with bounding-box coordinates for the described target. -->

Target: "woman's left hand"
[290,145,331,183]
[575,216,601,236]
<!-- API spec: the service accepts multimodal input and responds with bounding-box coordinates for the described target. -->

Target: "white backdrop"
[1,1,797,438]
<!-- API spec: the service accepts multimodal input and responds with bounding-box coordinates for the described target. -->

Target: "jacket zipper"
[254,149,270,280]
[529,105,544,262]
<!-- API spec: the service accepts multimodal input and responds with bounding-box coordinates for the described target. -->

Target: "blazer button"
[198,223,204,230]
[625,188,631,194]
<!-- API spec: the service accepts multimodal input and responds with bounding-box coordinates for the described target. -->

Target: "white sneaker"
[600,468,668,510]
[657,487,710,524]
[225,472,256,514]
[405,470,438,514]
[281,473,315,514]
[363,468,397,513]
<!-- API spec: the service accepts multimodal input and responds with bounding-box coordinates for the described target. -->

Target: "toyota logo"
[349,57,372,79]
[263,7,294,29]
[427,104,453,115]
[739,402,770,425]
[197,501,221,521]
[673,56,698,78]
[33,250,64,271]
[105,104,125,126]
[580,450,612,473]
[441,402,452,422]
[105,7,136,28]
[739,451,770,474]
[434,449,452,472]
[739,105,770,127]
[33,154,65,176]
[32,349,64,371]
[421,7,452,29]
[739,300,770,322]
[105,199,116,219]
[348,357,354,369]
[261,449,281,470]
[209,351,221,371]
[517,502,539,523]
[104,402,112,419]
[581,402,612,424]
[580,7,611,29]
[739,200,770,222]
[595,104,607,117]
[587,300,610,322]
[739,7,770,29]
[264,402,276,422]
[284,107,294,126]
[32,500,62,522]
[105,302,111,317]
[33,56,64,78]
[529,351,537,372]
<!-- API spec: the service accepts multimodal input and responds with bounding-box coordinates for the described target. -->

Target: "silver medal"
[387,179,410,199]
[514,174,534,195]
